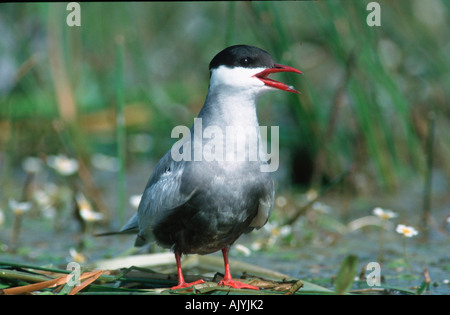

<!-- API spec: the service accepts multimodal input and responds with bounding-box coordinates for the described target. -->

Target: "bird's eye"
[240,57,251,66]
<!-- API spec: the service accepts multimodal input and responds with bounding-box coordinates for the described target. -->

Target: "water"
[1,160,448,294]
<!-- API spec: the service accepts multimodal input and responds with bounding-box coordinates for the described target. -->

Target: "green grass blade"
[335,255,358,295]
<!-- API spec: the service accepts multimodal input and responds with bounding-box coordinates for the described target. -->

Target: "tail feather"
[95,228,138,237]
[95,213,139,237]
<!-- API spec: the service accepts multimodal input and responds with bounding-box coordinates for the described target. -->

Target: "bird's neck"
[190,88,269,167]
[198,88,261,128]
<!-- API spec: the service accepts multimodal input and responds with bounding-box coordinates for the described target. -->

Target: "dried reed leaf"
[69,270,104,295]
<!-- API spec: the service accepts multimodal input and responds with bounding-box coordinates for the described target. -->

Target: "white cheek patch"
[210,65,266,91]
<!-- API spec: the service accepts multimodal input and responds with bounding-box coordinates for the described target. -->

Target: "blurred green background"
[0,1,449,293]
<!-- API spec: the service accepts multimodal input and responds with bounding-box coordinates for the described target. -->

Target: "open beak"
[253,63,303,94]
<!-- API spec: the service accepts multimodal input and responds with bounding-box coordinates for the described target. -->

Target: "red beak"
[253,63,303,94]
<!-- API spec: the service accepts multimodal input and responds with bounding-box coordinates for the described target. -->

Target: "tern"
[103,45,301,290]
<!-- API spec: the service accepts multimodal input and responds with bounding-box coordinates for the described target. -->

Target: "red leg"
[171,252,205,290]
[217,246,259,290]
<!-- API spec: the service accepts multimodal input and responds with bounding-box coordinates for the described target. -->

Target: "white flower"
[234,244,251,257]
[373,207,397,220]
[129,194,142,209]
[275,195,287,208]
[22,157,43,173]
[251,240,263,251]
[8,199,31,216]
[33,190,51,207]
[80,208,103,222]
[33,190,56,219]
[279,225,293,237]
[76,193,103,222]
[91,153,120,172]
[47,154,79,176]
[69,248,87,263]
[396,224,419,237]
[306,189,318,201]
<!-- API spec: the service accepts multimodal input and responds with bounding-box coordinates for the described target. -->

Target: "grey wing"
[125,151,196,246]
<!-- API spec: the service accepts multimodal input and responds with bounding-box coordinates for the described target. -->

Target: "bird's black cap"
[209,45,275,71]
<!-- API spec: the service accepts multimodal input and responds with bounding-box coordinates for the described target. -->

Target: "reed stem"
[115,36,127,226]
